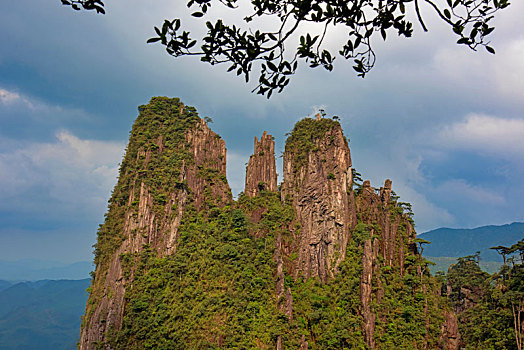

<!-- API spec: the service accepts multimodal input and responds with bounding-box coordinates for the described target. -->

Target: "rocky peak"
[380,178,392,205]
[184,119,231,210]
[81,106,460,350]
[281,118,356,282]
[356,178,417,273]
[355,178,418,348]
[244,131,278,197]
[79,97,231,350]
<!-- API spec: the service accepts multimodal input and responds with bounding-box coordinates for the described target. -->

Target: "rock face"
[357,179,416,274]
[244,131,278,197]
[440,310,461,350]
[354,179,461,349]
[281,118,356,282]
[356,179,417,348]
[79,98,231,350]
[185,119,230,210]
[278,118,456,348]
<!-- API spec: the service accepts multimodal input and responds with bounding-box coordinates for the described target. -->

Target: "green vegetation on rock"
[94,97,199,270]
[114,192,291,349]
[84,100,513,349]
[284,117,342,173]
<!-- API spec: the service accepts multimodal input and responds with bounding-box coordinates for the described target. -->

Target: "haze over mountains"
[0,279,90,350]
[0,260,92,349]
[0,260,92,282]
[421,222,524,261]
[419,222,523,273]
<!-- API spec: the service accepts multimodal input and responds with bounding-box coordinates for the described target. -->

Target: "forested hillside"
[79,97,522,349]
[443,240,523,349]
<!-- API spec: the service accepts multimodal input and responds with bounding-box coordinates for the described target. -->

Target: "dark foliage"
[61,0,509,97]
[446,244,524,349]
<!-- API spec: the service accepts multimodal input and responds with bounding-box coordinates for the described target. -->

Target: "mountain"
[0,279,90,350]
[421,222,524,262]
[79,98,458,349]
[0,281,11,292]
[0,260,93,281]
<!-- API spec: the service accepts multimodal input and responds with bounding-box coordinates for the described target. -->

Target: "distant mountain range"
[0,260,92,282]
[0,279,90,350]
[421,222,524,261]
[421,222,523,273]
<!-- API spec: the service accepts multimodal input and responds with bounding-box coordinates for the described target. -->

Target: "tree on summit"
[61,0,509,97]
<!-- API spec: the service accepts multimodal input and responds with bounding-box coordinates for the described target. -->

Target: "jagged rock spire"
[244,131,277,197]
[380,178,392,205]
[79,98,231,350]
[281,119,356,282]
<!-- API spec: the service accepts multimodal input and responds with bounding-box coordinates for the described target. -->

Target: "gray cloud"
[439,114,524,158]
[0,130,124,215]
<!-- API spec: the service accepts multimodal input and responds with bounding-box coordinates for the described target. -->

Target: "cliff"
[280,118,356,283]
[244,131,278,197]
[80,98,458,349]
[79,97,231,349]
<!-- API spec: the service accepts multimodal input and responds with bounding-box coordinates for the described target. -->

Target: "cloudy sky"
[1,1,523,263]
